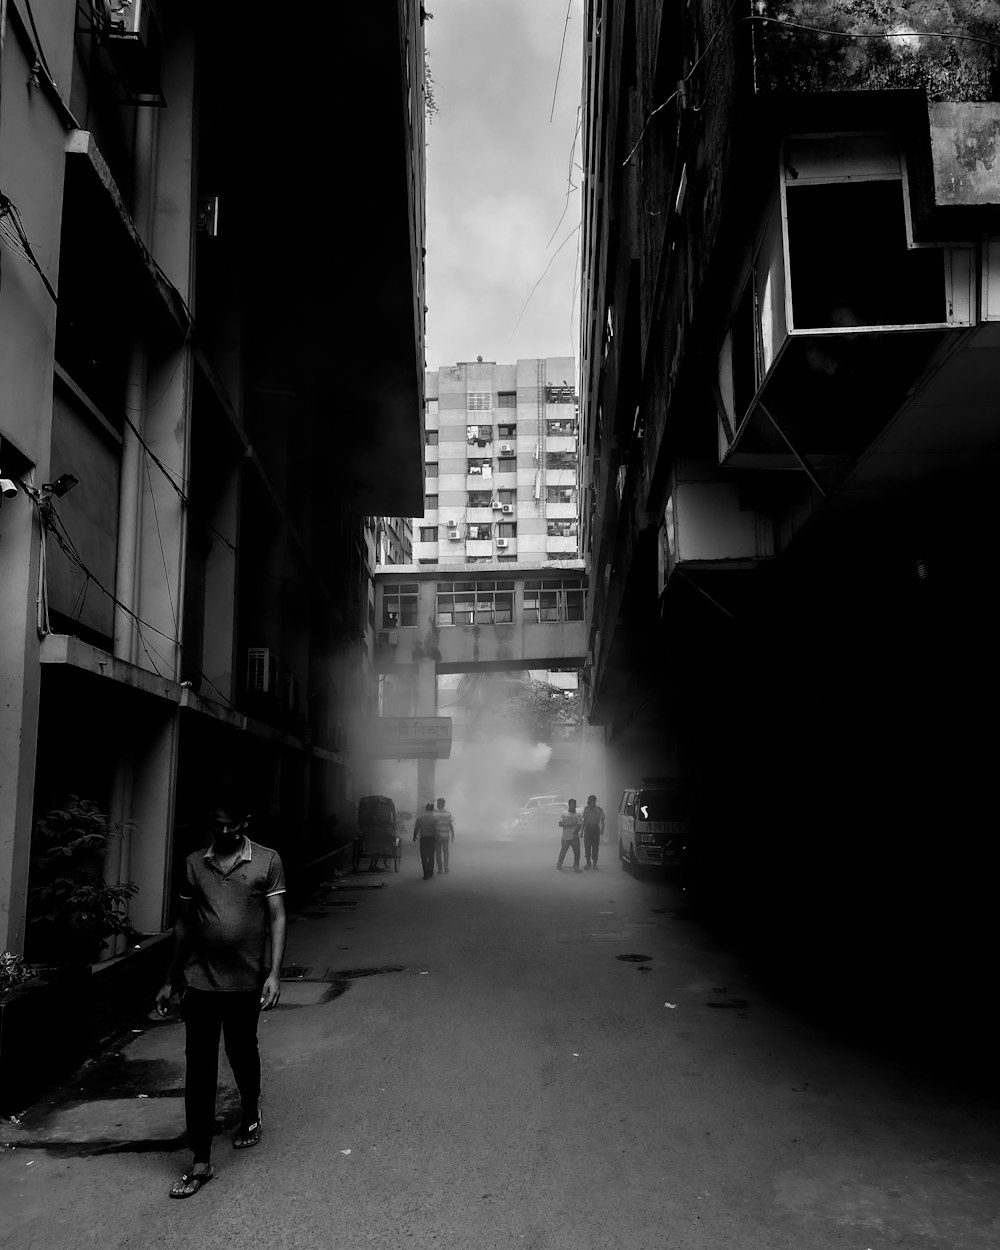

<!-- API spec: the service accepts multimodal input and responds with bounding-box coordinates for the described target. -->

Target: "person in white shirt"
[556,798,584,872]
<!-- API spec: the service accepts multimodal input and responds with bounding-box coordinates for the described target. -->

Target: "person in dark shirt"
[582,794,605,870]
[413,802,438,879]
[156,793,286,1198]
[434,796,455,874]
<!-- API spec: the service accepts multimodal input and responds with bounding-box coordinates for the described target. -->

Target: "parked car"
[617,779,691,874]
[512,794,569,832]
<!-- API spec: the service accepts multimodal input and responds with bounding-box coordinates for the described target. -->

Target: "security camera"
[0,479,18,499]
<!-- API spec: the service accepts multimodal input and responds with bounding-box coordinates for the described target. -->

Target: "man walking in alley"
[582,794,605,870]
[434,796,455,874]
[155,791,286,1199]
[413,802,439,879]
[556,798,584,872]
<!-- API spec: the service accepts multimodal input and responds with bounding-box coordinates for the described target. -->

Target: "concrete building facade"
[0,1,426,958]
[578,2,1000,1006]
[417,357,581,568]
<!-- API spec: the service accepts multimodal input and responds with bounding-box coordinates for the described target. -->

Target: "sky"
[423,0,586,374]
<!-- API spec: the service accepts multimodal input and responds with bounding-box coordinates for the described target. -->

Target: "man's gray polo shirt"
[180,838,285,992]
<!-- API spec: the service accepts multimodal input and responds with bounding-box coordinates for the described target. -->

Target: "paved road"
[3,832,999,1249]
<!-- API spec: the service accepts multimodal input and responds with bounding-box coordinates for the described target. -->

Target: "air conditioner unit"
[100,0,164,101]
[500,444,513,454]
[376,630,399,647]
[491,498,502,509]
[446,519,458,528]
[501,504,514,514]
[496,538,509,549]
[448,528,462,540]
[247,646,277,695]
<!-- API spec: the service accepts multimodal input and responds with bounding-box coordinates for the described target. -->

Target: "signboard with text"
[359,717,453,760]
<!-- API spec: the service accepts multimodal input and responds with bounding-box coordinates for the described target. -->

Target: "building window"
[436,580,514,625]
[498,522,517,538]
[427,462,438,477]
[467,424,493,446]
[497,553,517,561]
[425,430,439,446]
[497,423,516,439]
[547,418,576,436]
[546,485,575,504]
[419,526,438,541]
[418,558,436,565]
[382,582,419,628]
[468,490,492,508]
[547,519,578,536]
[467,392,492,412]
[467,522,492,540]
[497,456,516,474]
[426,398,439,416]
[545,384,576,404]
[425,494,438,511]
[523,578,585,623]
[467,458,492,476]
[497,391,516,407]
[545,451,576,469]
[498,488,516,505]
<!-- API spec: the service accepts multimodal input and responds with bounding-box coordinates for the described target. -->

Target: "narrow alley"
[4,830,998,1250]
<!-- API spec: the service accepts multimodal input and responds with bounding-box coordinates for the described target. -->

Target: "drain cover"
[333,965,406,979]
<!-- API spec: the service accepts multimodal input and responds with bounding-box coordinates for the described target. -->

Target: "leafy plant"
[0,951,35,996]
[27,797,139,964]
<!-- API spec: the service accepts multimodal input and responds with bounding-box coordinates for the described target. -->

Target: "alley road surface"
[3,830,999,1249]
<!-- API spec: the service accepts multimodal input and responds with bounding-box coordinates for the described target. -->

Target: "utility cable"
[508,224,581,343]
[623,4,1000,163]
[550,0,575,123]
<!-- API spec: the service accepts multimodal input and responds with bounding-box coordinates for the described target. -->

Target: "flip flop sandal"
[169,1169,213,1199]
[233,1113,262,1149]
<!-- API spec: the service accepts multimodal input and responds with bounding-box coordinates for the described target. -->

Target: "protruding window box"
[657,476,774,594]
[717,134,974,471]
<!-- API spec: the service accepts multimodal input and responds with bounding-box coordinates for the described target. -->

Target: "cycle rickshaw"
[352,795,402,872]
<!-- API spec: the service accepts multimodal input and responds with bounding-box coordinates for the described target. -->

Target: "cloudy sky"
[423,1,586,373]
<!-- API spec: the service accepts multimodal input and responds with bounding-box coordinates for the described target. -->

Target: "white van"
[617,780,690,872]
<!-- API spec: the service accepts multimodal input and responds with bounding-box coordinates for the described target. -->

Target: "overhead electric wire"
[547,105,582,248]
[624,4,1000,162]
[508,223,581,343]
[34,494,232,704]
[550,0,576,123]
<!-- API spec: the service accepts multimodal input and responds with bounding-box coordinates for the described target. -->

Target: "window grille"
[381,582,419,628]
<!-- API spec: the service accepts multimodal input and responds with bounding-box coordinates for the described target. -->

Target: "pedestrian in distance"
[556,798,584,872]
[434,796,455,874]
[155,791,286,1199]
[413,802,438,879]
[582,794,605,870]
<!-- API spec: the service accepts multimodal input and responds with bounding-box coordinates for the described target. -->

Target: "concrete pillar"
[0,498,44,954]
[417,758,436,811]
[415,655,437,809]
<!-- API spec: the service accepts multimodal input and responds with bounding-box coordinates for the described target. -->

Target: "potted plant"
[27,796,138,966]
[0,799,139,1114]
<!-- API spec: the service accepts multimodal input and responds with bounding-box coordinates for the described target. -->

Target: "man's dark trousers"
[584,828,600,865]
[419,836,437,878]
[182,987,261,1159]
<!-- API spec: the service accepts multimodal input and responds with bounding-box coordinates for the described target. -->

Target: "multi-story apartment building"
[579,3,1000,998]
[416,357,580,567]
[0,1,426,975]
